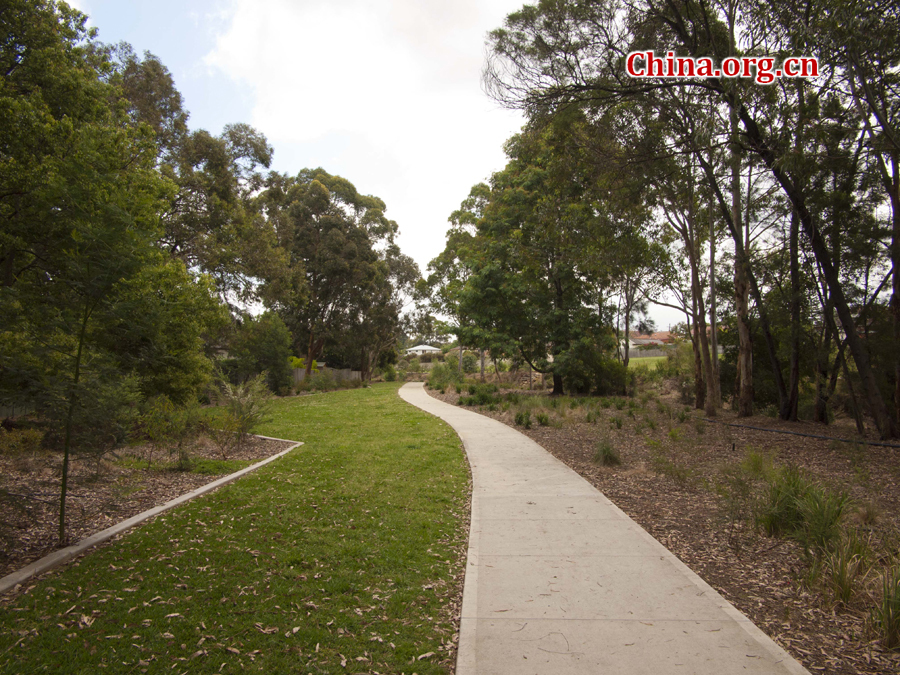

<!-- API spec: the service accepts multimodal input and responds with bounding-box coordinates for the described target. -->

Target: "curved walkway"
[399,383,809,675]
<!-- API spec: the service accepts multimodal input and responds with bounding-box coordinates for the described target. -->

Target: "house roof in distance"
[406,344,441,352]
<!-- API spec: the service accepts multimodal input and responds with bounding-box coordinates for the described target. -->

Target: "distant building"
[405,344,442,356]
[628,330,675,346]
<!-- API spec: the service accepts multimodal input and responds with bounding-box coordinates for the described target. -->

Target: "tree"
[484,0,898,437]
[262,168,402,377]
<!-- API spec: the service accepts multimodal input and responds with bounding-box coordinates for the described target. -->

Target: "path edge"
[0,436,303,596]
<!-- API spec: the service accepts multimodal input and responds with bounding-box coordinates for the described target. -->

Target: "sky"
[69,0,684,332]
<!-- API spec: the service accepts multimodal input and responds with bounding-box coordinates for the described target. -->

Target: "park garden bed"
[0,433,293,580]
[427,382,900,675]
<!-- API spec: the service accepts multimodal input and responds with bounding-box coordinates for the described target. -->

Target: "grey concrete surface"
[0,438,302,596]
[399,382,809,675]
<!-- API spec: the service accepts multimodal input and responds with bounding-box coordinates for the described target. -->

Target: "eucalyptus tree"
[484,0,898,437]
[261,168,402,377]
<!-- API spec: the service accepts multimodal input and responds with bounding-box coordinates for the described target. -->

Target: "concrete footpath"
[399,383,809,675]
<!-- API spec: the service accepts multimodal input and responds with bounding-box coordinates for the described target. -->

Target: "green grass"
[629,355,666,370]
[0,384,469,674]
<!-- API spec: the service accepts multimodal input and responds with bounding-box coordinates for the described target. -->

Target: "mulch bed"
[0,435,294,581]
[427,384,900,674]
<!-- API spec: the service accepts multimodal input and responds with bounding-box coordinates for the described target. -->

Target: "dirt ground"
[0,435,292,581]
[426,383,900,675]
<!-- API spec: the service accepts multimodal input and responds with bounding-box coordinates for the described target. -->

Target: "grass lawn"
[629,355,666,370]
[0,383,470,674]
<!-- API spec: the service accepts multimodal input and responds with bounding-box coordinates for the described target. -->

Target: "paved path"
[399,383,809,675]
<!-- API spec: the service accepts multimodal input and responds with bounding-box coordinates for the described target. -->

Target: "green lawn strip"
[0,383,470,674]
[630,355,666,370]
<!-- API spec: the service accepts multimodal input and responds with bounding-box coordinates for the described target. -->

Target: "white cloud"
[203,0,525,273]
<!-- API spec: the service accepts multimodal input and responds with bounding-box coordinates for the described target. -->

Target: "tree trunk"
[726,93,897,438]
[731,109,753,418]
[708,195,721,409]
[60,303,91,543]
[552,371,564,396]
[697,152,789,417]
[690,294,705,410]
[788,210,801,421]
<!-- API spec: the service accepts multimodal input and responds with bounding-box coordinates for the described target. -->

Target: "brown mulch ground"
[0,435,293,581]
[427,383,900,674]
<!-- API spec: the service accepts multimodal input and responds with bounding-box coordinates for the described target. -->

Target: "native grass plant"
[824,529,873,606]
[650,447,693,483]
[536,412,550,427]
[457,384,500,407]
[514,410,532,429]
[874,563,900,650]
[210,373,273,460]
[593,438,621,466]
[610,415,623,430]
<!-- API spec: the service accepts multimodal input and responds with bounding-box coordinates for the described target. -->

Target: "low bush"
[211,373,273,456]
[427,362,463,390]
[514,410,532,429]
[755,466,849,553]
[593,439,621,466]
[536,412,550,426]
[141,395,201,469]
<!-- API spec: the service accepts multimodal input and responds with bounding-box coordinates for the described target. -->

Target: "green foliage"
[610,415,623,430]
[461,352,478,374]
[536,412,550,426]
[825,530,871,605]
[383,364,397,382]
[426,362,462,390]
[459,383,500,406]
[0,427,44,457]
[593,439,620,466]
[140,395,201,469]
[514,410,532,429]
[227,312,294,394]
[874,564,900,650]
[755,466,849,553]
[212,373,273,453]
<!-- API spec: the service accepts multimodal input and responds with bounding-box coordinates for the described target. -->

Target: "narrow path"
[399,383,809,675]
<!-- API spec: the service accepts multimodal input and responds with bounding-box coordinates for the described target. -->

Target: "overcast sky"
[70,0,684,331]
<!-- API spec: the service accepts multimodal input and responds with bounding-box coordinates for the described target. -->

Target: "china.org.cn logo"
[626,51,819,84]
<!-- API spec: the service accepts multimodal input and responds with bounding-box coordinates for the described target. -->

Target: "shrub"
[610,415,623,430]
[229,312,294,395]
[383,365,397,382]
[585,409,600,424]
[428,363,462,390]
[419,353,433,364]
[141,395,201,469]
[461,352,478,374]
[465,384,500,406]
[536,412,550,426]
[212,373,273,449]
[514,410,532,429]
[593,439,620,466]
